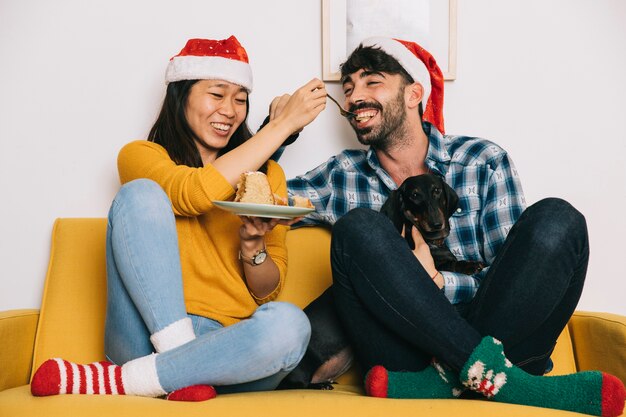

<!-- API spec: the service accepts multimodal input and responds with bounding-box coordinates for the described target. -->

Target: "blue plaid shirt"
[286,122,526,304]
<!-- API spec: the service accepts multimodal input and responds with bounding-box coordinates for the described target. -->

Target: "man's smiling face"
[342,69,409,149]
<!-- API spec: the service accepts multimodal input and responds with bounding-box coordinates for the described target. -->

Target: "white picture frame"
[322,0,457,81]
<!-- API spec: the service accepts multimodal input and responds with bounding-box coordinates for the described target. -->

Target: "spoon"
[327,94,357,119]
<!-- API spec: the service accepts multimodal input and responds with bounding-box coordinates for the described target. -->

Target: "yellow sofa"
[1,218,625,417]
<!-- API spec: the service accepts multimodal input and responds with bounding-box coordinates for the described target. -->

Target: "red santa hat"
[360,37,445,133]
[165,36,253,92]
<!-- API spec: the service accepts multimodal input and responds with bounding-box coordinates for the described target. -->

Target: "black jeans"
[331,198,589,375]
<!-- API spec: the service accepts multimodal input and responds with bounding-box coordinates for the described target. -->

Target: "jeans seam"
[116,197,161,334]
[514,350,552,367]
[354,259,422,333]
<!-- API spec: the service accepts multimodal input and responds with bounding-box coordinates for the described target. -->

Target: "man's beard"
[350,89,408,150]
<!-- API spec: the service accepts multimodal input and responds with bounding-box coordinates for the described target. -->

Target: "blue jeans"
[331,198,588,375]
[104,179,311,393]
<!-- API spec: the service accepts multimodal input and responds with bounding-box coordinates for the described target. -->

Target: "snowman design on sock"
[463,339,510,399]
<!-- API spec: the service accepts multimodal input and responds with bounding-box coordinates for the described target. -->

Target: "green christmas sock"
[461,336,625,417]
[365,359,464,399]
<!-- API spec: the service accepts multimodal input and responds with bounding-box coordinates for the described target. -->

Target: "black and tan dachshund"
[380,173,484,275]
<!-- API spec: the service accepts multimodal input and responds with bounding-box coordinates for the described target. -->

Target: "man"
[284,37,624,416]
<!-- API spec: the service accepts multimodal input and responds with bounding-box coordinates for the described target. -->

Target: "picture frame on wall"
[322,0,457,81]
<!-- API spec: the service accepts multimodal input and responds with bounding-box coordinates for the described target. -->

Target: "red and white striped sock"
[31,357,217,401]
[31,359,128,396]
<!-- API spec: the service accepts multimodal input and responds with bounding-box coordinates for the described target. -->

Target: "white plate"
[213,201,315,219]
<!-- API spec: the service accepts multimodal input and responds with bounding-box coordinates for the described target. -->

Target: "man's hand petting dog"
[402,224,443,289]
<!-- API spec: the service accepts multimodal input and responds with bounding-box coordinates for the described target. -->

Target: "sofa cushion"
[569,311,626,379]
[0,384,592,417]
[32,219,109,371]
[0,309,39,390]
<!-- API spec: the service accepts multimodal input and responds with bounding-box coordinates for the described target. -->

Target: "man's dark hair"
[340,45,423,117]
[148,80,258,169]
[340,44,414,85]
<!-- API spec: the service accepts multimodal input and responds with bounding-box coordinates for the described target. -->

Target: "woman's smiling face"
[184,79,248,162]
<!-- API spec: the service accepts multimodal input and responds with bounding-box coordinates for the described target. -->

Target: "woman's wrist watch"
[239,246,268,266]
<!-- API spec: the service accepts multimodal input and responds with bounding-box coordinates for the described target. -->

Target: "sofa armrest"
[568,311,626,383]
[0,309,39,391]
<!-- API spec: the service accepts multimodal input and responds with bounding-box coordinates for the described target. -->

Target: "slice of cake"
[290,195,314,208]
[273,194,289,206]
[234,171,315,209]
[235,171,275,205]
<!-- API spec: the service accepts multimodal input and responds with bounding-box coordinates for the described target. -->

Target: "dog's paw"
[308,381,335,390]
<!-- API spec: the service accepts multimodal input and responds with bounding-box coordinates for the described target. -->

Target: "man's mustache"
[348,101,383,113]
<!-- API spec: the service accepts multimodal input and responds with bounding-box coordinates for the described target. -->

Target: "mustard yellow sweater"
[117,140,288,326]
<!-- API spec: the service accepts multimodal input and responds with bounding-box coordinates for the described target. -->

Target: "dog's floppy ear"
[380,189,405,232]
[442,180,459,218]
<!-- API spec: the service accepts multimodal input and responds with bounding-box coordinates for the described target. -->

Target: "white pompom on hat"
[360,37,445,133]
[165,36,253,92]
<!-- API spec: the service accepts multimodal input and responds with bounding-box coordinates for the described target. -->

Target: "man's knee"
[530,198,586,229]
[523,198,588,250]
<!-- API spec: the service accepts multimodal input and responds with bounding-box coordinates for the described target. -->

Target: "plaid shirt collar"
[365,122,452,189]
[423,122,452,176]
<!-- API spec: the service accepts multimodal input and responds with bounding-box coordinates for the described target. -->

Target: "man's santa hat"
[360,37,445,133]
[165,36,253,92]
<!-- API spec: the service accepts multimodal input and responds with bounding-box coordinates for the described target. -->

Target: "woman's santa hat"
[360,37,445,133]
[165,36,253,92]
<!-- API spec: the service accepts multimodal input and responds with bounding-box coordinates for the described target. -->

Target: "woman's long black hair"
[148,80,265,171]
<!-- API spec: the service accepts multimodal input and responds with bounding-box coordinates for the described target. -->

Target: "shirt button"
[456,208,462,213]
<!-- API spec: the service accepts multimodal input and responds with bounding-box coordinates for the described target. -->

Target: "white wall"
[1,0,625,315]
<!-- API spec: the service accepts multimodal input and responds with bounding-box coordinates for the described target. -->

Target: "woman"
[31,36,327,401]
